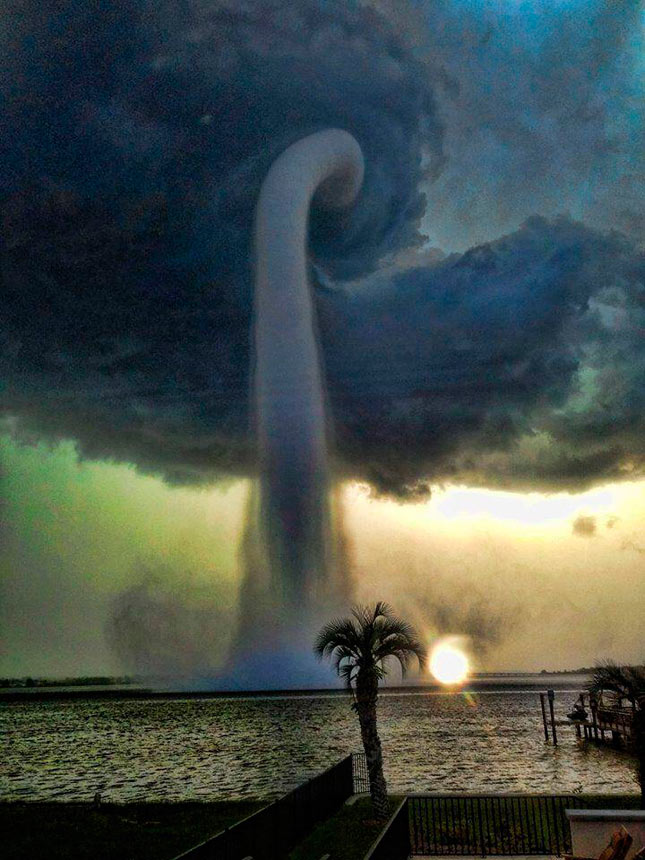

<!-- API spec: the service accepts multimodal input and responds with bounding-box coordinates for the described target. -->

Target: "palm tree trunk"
[356,672,389,820]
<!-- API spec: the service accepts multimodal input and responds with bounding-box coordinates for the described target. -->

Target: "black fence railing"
[408,794,586,856]
[173,753,362,860]
[364,798,411,860]
[362,793,587,858]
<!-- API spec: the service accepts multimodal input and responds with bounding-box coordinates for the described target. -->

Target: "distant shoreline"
[0,674,590,702]
[0,669,594,688]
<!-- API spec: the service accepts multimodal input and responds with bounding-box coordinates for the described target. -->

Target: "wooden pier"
[540,689,635,747]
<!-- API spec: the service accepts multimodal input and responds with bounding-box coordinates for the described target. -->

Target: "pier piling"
[548,689,558,745]
[540,692,549,742]
[538,688,634,749]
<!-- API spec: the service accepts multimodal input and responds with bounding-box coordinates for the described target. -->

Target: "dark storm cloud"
[425,598,517,658]
[325,217,645,496]
[572,515,596,538]
[391,562,523,658]
[1,2,644,495]
[1,0,440,484]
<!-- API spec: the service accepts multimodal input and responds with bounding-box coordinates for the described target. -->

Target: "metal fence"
[363,794,644,859]
[173,753,363,860]
[407,794,585,857]
[361,794,590,859]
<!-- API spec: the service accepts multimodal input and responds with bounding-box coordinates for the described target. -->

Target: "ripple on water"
[0,691,638,801]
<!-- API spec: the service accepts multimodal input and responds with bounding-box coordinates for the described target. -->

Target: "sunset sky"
[1,0,643,681]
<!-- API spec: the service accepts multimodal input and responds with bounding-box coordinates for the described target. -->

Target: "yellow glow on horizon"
[430,640,470,685]
[342,480,632,531]
[434,485,616,526]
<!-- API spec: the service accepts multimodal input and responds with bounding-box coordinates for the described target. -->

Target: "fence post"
[591,699,599,741]
[402,798,411,858]
[476,798,487,857]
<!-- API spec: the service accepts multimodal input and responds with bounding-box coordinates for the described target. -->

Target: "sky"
[1,0,643,681]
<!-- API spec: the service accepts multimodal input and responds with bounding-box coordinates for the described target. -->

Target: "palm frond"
[331,645,357,674]
[377,640,426,677]
[315,601,426,687]
[372,601,393,621]
[314,617,360,659]
[590,661,645,705]
[339,661,357,689]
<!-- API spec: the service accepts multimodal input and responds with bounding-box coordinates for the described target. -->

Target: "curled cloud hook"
[252,129,364,608]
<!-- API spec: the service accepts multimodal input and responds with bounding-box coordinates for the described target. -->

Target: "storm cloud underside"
[1,0,644,498]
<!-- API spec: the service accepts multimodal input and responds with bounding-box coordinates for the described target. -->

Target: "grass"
[287,795,401,860]
[0,800,266,860]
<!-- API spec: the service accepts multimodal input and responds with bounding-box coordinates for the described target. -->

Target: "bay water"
[1,681,638,802]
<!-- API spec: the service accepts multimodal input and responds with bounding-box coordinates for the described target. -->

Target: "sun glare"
[430,641,470,685]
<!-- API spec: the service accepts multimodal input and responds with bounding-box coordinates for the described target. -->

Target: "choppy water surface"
[1,687,638,802]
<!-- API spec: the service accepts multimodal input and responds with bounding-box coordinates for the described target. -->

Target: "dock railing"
[541,689,635,747]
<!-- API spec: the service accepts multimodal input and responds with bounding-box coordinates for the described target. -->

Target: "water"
[1,686,638,802]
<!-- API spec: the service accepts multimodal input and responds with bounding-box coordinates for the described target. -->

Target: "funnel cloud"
[253,130,363,606]
[225,131,364,681]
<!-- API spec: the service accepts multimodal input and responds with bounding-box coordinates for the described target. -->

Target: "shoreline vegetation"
[0,669,596,689]
[0,675,139,688]
[0,672,594,703]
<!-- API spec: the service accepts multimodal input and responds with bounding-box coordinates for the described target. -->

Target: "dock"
[540,689,635,747]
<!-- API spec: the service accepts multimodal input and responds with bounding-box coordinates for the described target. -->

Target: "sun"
[429,640,470,685]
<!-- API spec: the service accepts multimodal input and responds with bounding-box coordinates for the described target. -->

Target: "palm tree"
[314,602,426,820]
[589,662,645,807]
